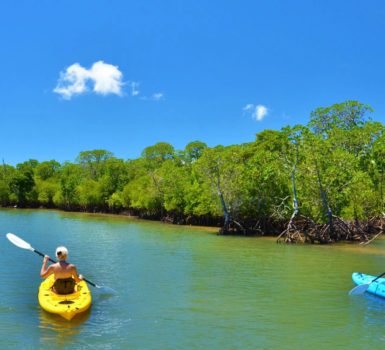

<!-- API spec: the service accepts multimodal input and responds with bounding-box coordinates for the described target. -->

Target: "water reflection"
[363,293,385,323]
[38,309,90,347]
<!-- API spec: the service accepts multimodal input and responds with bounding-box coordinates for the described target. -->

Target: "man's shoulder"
[50,262,59,270]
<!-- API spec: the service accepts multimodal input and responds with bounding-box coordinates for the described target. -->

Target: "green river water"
[0,209,385,349]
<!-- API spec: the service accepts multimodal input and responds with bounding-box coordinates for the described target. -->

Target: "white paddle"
[6,233,116,295]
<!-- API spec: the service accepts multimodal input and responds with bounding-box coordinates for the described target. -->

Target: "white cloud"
[140,92,165,102]
[255,105,268,121]
[152,92,164,101]
[130,81,140,96]
[89,61,123,96]
[53,63,89,99]
[243,104,254,112]
[54,61,124,99]
[243,103,268,121]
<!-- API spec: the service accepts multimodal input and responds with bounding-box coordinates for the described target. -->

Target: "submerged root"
[277,215,384,244]
[277,215,316,243]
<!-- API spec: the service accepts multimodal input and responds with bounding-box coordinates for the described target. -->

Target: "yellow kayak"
[38,275,92,320]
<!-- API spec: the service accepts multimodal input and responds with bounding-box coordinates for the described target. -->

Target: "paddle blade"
[349,283,370,295]
[6,233,34,251]
[82,277,116,295]
[96,285,117,295]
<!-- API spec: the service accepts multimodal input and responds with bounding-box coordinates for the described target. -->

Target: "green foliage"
[76,179,104,210]
[53,163,82,209]
[341,171,377,219]
[158,160,188,213]
[183,141,208,163]
[0,180,10,205]
[0,163,15,206]
[309,100,373,137]
[243,137,291,220]
[35,179,59,207]
[35,160,61,180]
[76,149,113,179]
[1,100,383,226]
[141,142,175,169]
[107,191,125,211]
[123,175,163,214]
[9,164,36,207]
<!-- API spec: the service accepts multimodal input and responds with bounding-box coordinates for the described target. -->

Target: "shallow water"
[1,209,385,349]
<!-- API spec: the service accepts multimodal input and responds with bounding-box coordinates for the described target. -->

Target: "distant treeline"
[1,101,385,239]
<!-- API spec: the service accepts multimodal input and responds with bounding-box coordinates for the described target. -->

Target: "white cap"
[55,246,69,258]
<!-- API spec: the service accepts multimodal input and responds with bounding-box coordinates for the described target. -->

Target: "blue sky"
[1,0,385,165]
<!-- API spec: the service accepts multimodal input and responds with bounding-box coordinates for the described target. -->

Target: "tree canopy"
[1,101,384,236]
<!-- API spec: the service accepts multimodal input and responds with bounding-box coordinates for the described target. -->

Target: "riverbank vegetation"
[1,101,385,243]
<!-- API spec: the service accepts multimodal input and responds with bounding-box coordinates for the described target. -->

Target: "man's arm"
[40,256,54,278]
[72,265,83,283]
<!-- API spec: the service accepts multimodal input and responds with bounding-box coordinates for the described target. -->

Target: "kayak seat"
[53,278,76,295]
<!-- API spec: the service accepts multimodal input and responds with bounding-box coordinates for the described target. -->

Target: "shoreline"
[2,206,383,244]
[0,206,220,233]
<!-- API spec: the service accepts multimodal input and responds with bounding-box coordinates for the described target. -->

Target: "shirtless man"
[40,246,83,295]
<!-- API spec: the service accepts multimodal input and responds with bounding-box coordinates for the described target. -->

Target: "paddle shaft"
[35,248,97,287]
[371,272,385,283]
[7,233,107,290]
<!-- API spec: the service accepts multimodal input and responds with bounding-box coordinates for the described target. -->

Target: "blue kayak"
[352,272,385,298]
